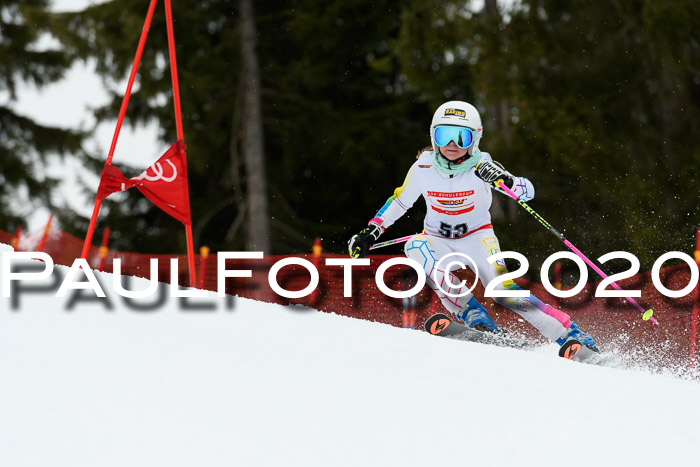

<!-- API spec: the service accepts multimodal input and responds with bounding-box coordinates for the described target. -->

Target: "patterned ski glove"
[475,160,514,189]
[348,221,383,258]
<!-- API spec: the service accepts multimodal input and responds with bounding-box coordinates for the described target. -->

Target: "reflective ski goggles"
[433,125,475,148]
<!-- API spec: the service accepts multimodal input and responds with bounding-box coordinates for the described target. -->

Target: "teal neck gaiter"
[432,148,481,176]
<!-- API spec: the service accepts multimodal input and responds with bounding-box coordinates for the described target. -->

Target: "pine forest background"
[2,0,699,279]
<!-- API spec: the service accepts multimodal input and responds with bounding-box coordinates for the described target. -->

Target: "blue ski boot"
[556,322,599,352]
[455,298,501,334]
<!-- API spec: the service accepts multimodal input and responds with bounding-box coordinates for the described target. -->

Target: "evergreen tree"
[54,0,243,253]
[0,0,83,229]
[392,0,700,270]
[53,0,429,254]
[478,0,700,268]
[52,0,699,264]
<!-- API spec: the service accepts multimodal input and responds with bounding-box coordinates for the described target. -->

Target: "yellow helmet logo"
[444,108,466,118]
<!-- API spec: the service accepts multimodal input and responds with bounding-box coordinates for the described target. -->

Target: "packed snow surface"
[1,244,699,467]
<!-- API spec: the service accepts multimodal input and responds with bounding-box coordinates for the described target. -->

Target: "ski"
[558,338,609,365]
[425,313,617,366]
[424,313,536,349]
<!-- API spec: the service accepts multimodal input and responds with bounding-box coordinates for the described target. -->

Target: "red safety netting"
[0,230,14,246]
[3,225,699,374]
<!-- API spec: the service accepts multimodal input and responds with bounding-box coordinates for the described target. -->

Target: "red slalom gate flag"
[96,140,192,225]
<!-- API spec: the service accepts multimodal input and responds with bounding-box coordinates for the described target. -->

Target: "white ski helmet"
[430,101,483,156]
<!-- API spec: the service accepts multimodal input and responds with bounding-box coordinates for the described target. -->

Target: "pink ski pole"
[370,234,418,251]
[494,180,657,325]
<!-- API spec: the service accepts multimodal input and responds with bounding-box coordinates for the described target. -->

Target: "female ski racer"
[348,101,598,351]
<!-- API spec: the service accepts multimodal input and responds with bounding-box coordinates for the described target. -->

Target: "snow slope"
[1,244,699,467]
